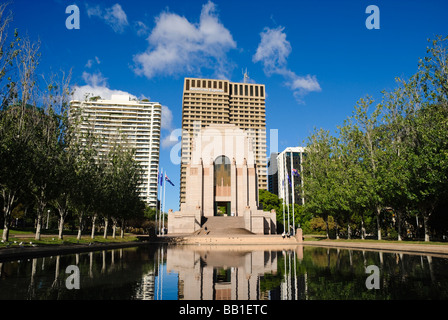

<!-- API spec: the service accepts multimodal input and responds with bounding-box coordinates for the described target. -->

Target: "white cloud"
[161,133,179,149]
[85,56,101,68]
[253,26,321,102]
[87,3,129,33]
[288,74,321,92]
[134,21,149,37]
[72,71,137,101]
[161,105,173,130]
[133,1,236,79]
[253,27,291,75]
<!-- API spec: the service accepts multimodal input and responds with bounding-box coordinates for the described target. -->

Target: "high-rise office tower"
[69,94,162,207]
[180,77,267,204]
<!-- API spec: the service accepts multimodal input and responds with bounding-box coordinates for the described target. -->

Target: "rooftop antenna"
[243,68,250,83]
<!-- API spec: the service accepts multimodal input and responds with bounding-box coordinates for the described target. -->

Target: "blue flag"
[165,173,175,186]
[292,168,300,177]
[159,170,163,186]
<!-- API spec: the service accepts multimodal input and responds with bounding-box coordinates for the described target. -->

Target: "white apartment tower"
[69,94,162,207]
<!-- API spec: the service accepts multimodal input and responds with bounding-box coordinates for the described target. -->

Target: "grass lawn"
[0,228,141,249]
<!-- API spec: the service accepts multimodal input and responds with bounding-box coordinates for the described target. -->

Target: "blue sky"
[8,0,448,211]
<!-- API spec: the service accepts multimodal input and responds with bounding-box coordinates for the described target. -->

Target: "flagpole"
[162,174,166,234]
[155,169,159,236]
[285,152,290,235]
[291,150,295,236]
[282,178,286,235]
[300,150,305,205]
[281,155,286,235]
[159,168,163,236]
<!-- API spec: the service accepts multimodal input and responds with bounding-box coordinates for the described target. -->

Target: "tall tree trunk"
[423,214,430,242]
[56,197,69,240]
[103,217,108,239]
[2,216,10,242]
[91,214,97,239]
[112,218,117,239]
[361,214,366,240]
[325,215,329,239]
[34,199,46,241]
[376,206,382,240]
[58,216,65,240]
[335,222,339,240]
[35,212,43,241]
[120,219,125,238]
[77,214,83,240]
[2,191,15,242]
[347,223,351,239]
[397,210,402,241]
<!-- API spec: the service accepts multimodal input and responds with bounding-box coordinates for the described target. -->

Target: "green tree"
[301,128,342,239]
[99,142,144,239]
[0,105,34,241]
[0,3,20,109]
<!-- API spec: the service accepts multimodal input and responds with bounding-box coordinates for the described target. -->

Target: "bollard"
[295,228,303,243]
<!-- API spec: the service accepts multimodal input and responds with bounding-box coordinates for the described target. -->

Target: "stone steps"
[194,216,254,235]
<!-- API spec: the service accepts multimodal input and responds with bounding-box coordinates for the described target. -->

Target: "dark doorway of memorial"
[215,201,231,216]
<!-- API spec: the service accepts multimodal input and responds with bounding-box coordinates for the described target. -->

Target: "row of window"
[184,79,265,98]
[185,79,228,92]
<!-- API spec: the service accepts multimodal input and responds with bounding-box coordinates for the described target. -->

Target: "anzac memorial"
[168,124,276,235]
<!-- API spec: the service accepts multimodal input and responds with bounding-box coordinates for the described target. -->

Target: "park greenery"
[261,35,448,242]
[0,3,148,243]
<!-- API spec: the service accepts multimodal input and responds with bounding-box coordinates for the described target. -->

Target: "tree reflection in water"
[0,244,447,300]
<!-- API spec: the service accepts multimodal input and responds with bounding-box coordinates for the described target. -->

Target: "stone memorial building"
[168,124,276,235]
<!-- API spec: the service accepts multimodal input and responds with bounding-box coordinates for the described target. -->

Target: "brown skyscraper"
[180,77,267,204]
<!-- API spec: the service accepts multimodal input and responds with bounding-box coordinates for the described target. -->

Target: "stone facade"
[168,124,276,234]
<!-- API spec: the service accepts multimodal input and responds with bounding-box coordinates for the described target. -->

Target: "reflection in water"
[165,246,286,300]
[1,244,448,300]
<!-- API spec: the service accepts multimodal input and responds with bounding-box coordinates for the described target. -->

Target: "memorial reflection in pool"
[1,244,447,300]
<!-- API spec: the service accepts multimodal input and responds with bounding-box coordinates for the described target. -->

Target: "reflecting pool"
[1,244,448,300]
